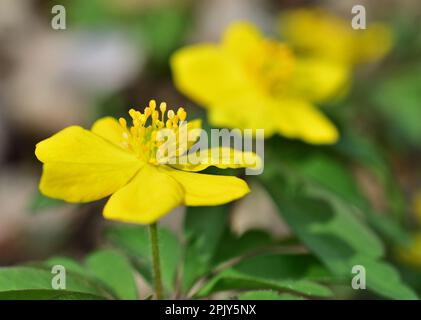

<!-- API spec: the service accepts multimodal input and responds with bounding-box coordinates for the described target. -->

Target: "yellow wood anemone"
[35,100,258,224]
[171,22,350,144]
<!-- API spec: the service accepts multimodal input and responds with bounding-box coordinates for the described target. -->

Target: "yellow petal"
[207,90,279,137]
[274,100,339,144]
[279,8,352,63]
[290,58,350,102]
[91,117,125,148]
[173,147,262,172]
[103,164,184,224]
[221,21,263,62]
[171,44,249,106]
[163,167,250,206]
[36,126,142,202]
[355,23,393,64]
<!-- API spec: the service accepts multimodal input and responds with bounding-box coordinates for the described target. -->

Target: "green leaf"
[182,206,228,292]
[105,225,180,294]
[371,64,421,146]
[334,129,406,220]
[85,249,138,300]
[196,254,334,298]
[286,151,409,244]
[260,161,417,299]
[0,290,104,300]
[197,269,332,298]
[0,266,105,297]
[238,290,304,300]
[359,257,418,300]
[45,257,86,275]
[135,6,192,66]
[212,230,276,267]
[29,191,65,214]
[288,153,368,210]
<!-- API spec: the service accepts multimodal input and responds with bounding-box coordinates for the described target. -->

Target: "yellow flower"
[35,100,256,224]
[171,22,349,144]
[395,192,421,268]
[279,7,393,65]
[397,233,421,269]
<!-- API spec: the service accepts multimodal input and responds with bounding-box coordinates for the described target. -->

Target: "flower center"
[118,100,188,165]
[247,40,295,97]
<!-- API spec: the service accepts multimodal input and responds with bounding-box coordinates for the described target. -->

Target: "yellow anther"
[144,107,151,117]
[129,108,137,119]
[149,99,156,111]
[159,102,167,114]
[166,119,173,128]
[119,117,127,128]
[167,110,175,119]
[177,107,187,122]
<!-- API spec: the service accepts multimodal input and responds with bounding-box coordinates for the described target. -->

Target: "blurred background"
[0,0,420,298]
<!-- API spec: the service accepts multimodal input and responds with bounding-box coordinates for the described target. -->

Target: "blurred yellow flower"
[279,7,393,65]
[171,22,349,144]
[397,233,421,268]
[35,100,254,224]
[396,192,421,268]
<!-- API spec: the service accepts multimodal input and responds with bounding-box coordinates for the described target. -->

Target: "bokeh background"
[0,0,421,299]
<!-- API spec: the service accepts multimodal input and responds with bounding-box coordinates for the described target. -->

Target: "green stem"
[149,222,163,300]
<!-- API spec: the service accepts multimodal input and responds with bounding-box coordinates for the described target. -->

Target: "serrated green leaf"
[197,270,332,299]
[285,151,409,245]
[196,254,333,298]
[260,161,417,299]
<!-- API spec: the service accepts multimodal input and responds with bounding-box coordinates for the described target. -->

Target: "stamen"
[120,100,190,164]
[119,117,127,128]
[177,107,187,122]
[149,99,156,111]
[167,110,175,119]
[160,102,167,122]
